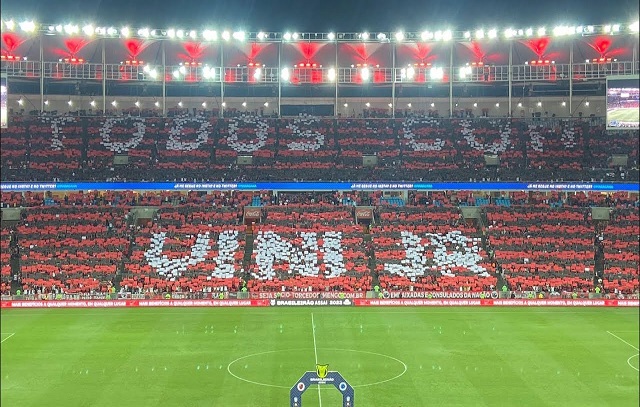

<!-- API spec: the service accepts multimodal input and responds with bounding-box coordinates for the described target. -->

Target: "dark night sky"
[1,0,638,31]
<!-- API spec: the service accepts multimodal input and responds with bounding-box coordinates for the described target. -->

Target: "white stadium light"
[504,28,515,38]
[430,102,435,107]
[176,29,184,39]
[202,29,217,41]
[327,32,335,41]
[292,32,299,40]
[44,100,49,106]
[179,66,187,75]
[280,68,290,81]
[463,31,471,39]
[459,66,472,78]
[167,29,176,38]
[434,31,443,41]
[221,31,230,41]
[253,68,262,80]
[173,69,181,78]
[90,100,96,107]
[148,69,158,79]
[537,27,546,37]
[106,27,117,36]
[388,103,393,108]
[365,102,370,107]
[407,103,412,108]
[17,98,24,106]
[55,24,63,33]
[495,103,500,107]
[5,20,15,31]
[586,25,595,33]
[442,30,452,41]
[264,102,269,107]
[138,28,150,38]
[202,66,215,80]
[343,103,348,107]
[430,67,443,80]
[82,25,95,36]
[135,100,140,107]
[561,101,566,106]
[202,102,207,108]
[283,32,292,41]
[421,31,434,41]
[327,67,336,81]
[518,102,523,107]
[178,101,183,107]
[473,102,478,107]
[95,27,106,35]
[612,24,620,32]
[361,32,369,40]
[395,31,404,41]
[631,21,640,33]
[189,30,197,39]
[525,28,533,37]
[232,31,245,41]
[475,29,485,39]
[488,29,497,39]
[360,67,370,81]
[19,20,36,33]
[121,27,130,37]
[257,31,266,40]
[585,101,590,106]
[242,101,247,107]
[64,24,79,34]
[377,32,387,41]
[111,100,118,107]
[221,102,226,107]
[155,101,160,107]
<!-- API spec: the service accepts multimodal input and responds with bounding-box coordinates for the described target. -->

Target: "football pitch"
[608,108,640,124]
[1,307,638,407]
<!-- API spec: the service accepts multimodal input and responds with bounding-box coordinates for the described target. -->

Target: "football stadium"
[1,12,639,407]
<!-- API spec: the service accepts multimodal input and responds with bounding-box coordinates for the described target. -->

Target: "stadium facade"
[1,20,638,117]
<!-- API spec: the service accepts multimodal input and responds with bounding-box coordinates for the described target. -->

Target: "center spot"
[227,348,407,388]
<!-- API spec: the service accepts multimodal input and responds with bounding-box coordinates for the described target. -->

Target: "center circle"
[627,354,639,372]
[227,348,407,389]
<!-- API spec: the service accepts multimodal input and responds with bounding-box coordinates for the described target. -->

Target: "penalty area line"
[606,331,639,352]
[1,333,15,344]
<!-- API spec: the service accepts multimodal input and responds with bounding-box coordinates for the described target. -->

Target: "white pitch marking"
[627,354,639,372]
[1,333,15,344]
[311,313,322,407]
[607,331,639,351]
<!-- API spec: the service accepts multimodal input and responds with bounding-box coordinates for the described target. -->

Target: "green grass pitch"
[608,108,640,124]
[1,307,638,407]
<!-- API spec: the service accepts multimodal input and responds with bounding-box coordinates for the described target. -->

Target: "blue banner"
[0,181,638,192]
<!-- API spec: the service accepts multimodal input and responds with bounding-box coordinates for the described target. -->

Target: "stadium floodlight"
[17,98,24,106]
[574,26,583,34]
[407,102,412,108]
[257,31,266,40]
[365,102,370,107]
[475,29,485,39]
[90,100,96,107]
[5,20,15,31]
[173,69,181,78]
[283,32,292,41]
[202,102,207,108]
[202,66,215,80]
[154,101,160,107]
[463,31,471,39]
[488,29,497,39]
[327,67,336,81]
[135,100,140,107]
[504,28,515,38]
[107,27,117,36]
[167,29,176,38]
[430,102,435,107]
[327,32,335,41]
[561,101,566,106]
[360,32,369,40]
[148,69,158,79]
[537,101,542,107]
[82,25,94,36]
[421,31,434,41]
[95,27,106,35]
[525,28,533,37]
[537,27,546,37]
[202,29,217,41]
[430,67,443,80]
[473,102,478,107]
[253,68,262,80]
[361,67,370,81]
[630,21,640,33]
[64,24,79,35]
[55,24,63,33]
[264,102,269,107]
[179,66,187,75]
[121,27,130,37]
[586,25,595,33]
[176,29,184,39]
[401,66,415,80]
[442,30,452,41]
[19,20,36,33]
[232,31,245,41]
[292,32,299,40]
[459,66,472,78]
[221,102,226,107]
[242,101,247,107]
[388,103,392,108]
[495,103,500,107]
[343,103,348,107]
[585,101,590,106]
[178,101,183,107]
[111,100,118,107]
[612,24,620,32]
[138,28,150,38]
[44,100,49,106]
[221,31,231,41]
[280,68,290,81]
[395,31,404,41]
[377,32,387,41]
[434,31,443,41]
[189,30,197,39]
[518,102,522,107]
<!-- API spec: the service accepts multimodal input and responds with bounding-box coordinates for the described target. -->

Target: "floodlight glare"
[327,67,336,81]
[179,66,187,75]
[264,102,269,107]
[221,31,230,40]
[167,29,176,38]
[107,27,117,36]
[176,29,184,38]
[360,67,370,81]
[463,31,471,39]
[178,101,183,107]
[518,102,522,107]
[5,20,15,31]
[327,32,335,40]
[17,98,24,106]
[495,103,500,107]
[430,67,443,80]
[473,102,478,107]
[82,25,94,36]
[202,102,207,108]
[537,27,546,36]
[442,30,452,41]
[365,102,370,107]
[292,32,299,40]
[434,31,443,41]
[361,32,369,40]
[612,24,620,32]
[421,31,434,41]
[631,21,640,33]
[253,68,262,80]
[67,100,73,106]
[407,103,412,107]
[475,29,485,39]
[64,24,79,35]
[121,27,130,37]
[504,28,514,38]
[388,103,393,108]
[377,32,387,40]
[488,29,497,39]
[155,101,160,107]
[138,28,150,38]
[19,21,36,33]
[283,32,292,40]
[242,101,247,107]
[148,69,158,79]
[430,102,435,107]
[257,31,266,40]
[395,31,404,41]
[525,28,533,37]
[173,70,181,78]
[202,30,217,41]
[189,30,197,39]
[232,31,245,41]
[280,68,290,81]
[135,101,140,107]
[111,100,118,107]
[90,100,96,107]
